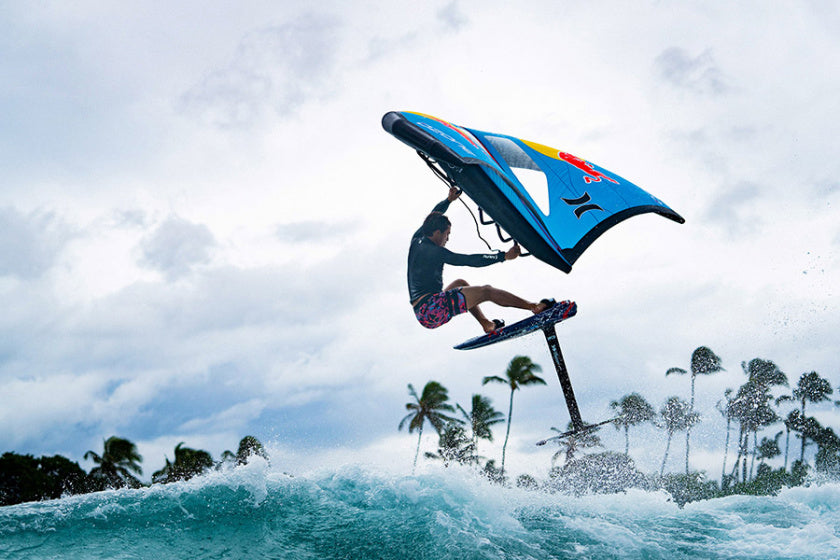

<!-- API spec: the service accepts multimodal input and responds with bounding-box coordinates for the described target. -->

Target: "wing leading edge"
[382,110,684,273]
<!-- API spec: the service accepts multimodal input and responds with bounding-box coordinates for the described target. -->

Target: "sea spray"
[2,461,840,559]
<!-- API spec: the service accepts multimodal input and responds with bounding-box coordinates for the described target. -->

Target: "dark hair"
[421,212,451,237]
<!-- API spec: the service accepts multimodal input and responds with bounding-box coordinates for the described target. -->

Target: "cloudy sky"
[1,1,838,481]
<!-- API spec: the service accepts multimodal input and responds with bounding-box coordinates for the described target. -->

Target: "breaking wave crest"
[2,460,839,559]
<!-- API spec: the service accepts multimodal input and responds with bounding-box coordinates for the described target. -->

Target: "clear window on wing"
[483,135,550,215]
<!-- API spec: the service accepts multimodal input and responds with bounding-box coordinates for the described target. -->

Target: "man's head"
[422,212,451,247]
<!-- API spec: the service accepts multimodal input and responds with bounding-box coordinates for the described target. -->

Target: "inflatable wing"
[382,111,684,273]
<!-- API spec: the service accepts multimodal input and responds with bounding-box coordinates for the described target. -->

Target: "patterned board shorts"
[414,289,468,329]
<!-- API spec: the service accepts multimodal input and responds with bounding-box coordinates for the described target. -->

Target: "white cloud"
[703,181,763,236]
[138,215,217,279]
[654,47,730,95]
[437,1,469,32]
[179,399,267,434]
[179,13,342,128]
[275,220,359,243]
[0,207,70,278]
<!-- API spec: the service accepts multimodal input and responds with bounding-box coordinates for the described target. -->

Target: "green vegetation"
[85,436,144,490]
[482,355,546,476]
[550,419,602,467]
[457,394,505,455]
[151,443,215,484]
[0,435,267,507]
[3,346,837,509]
[610,392,655,456]
[658,396,698,477]
[400,349,840,505]
[0,453,88,505]
[666,346,725,474]
[399,381,461,472]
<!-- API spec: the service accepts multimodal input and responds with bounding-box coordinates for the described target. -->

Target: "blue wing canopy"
[382,111,684,273]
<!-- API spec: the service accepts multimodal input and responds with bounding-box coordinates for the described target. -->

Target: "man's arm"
[430,186,460,214]
[412,187,460,240]
[429,198,450,214]
[438,246,506,268]
[439,240,520,267]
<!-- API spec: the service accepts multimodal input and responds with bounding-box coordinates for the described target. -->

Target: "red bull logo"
[557,152,619,184]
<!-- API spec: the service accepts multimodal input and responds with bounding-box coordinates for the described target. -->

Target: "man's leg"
[455,281,551,333]
[445,280,494,331]
[460,284,548,314]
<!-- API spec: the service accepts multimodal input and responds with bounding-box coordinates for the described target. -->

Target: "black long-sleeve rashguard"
[407,199,505,304]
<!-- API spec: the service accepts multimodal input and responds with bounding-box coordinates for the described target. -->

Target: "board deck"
[454,300,577,350]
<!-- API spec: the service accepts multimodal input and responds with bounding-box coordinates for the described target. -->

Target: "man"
[408,186,552,333]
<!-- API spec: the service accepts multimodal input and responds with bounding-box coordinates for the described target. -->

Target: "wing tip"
[381,111,403,134]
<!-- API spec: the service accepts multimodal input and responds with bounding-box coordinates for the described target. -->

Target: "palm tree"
[743,358,788,389]
[780,410,799,470]
[424,423,478,468]
[483,355,546,475]
[399,381,461,472]
[84,436,143,489]
[783,372,833,463]
[457,394,505,454]
[740,358,787,480]
[774,393,798,471]
[729,376,781,483]
[813,423,840,475]
[152,442,215,484]
[756,431,783,467]
[796,415,828,470]
[235,435,268,465]
[610,393,655,456]
[218,436,268,469]
[658,396,699,477]
[666,346,724,474]
[550,421,603,467]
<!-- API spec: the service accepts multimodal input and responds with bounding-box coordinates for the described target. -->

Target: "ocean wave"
[2,461,839,559]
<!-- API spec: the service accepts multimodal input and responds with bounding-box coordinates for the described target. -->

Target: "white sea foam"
[2,464,840,559]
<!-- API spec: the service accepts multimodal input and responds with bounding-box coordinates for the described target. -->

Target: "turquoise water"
[2,460,840,559]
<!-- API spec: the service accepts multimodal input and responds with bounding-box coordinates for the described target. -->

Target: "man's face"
[431,226,451,247]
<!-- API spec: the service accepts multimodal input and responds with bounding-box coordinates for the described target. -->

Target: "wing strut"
[417,150,459,191]
[478,208,531,256]
[416,151,508,253]
[417,148,531,256]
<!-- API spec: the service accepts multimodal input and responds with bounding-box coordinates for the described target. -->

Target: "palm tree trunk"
[730,455,740,482]
[721,417,731,488]
[749,431,757,481]
[685,427,691,475]
[624,425,630,456]
[660,431,673,477]
[501,389,515,475]
[731,424,743,481]
[686,375,696,474]
[784,426,790,471]
[412,425,423,473]
[800,435,806,464]
[732,425,747,483]
[741,431,749,483]
[799,401,807,464]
